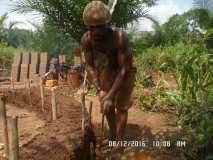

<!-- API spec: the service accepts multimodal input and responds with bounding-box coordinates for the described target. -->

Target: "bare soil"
[0,77,183,160]
[0,87,89,160]
[76,94,183,160]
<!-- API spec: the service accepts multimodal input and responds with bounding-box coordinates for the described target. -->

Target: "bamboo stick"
[24,79,27,89]
[27,80,32,107]
[89,101,93,126]
[51,88,57,120]
[8,116,19,160]
[10,77,15,94]
[0,96,9,158]
[81,93,86,135]
[39,78,45,111]
[101,113,105,146]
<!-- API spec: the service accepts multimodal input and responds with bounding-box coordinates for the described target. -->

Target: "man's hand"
[99,91,113,113]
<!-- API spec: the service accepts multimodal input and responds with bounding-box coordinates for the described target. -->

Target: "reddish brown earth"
[82,94,183,160]
[0,72,183,160]
[0,87,91,160]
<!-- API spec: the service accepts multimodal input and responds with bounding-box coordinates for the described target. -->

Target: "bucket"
[67,70,80,89]
[45,80,59,87]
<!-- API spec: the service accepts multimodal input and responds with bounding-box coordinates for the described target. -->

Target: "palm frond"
[0,13,8,27]
[192,0,213,11]
[8,22,24,30]
[108,0,118,14]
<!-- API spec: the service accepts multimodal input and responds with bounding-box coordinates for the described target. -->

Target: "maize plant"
[170,50,213,160]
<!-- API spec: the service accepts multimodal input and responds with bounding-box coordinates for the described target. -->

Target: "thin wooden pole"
[101,113,105,146]
[89,101,93,126]
[24,79,27,89]
[81,93,86,135]
[27,80,32,107]
[8,116,19,160]
[51,88,57,120]
[0,96,9,158]
[39,78,45,112]
[10,77,15,94]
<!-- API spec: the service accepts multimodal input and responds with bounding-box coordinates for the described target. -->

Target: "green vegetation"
[12,0,157,42]
[0,43,26,69]
[0,14,79,65]
[131,7,213,160]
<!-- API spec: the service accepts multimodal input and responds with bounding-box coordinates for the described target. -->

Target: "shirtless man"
[81,1,136,141]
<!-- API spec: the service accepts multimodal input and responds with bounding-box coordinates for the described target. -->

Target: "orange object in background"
[45,80,59,87]
[67,70,80,89]
[74,48,81,57]
[128,156,156,160]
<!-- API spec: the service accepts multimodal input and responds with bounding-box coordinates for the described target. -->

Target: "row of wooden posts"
[10,78,58,120]
[0,96,19,160]
[0,78,58,159]
[1,76,93,159]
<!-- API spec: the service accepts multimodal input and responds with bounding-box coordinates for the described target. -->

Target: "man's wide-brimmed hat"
[83,0,111,26]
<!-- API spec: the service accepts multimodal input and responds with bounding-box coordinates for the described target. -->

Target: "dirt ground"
[0,82,183,160]
[81,94,183,160]
[0,87,89,160]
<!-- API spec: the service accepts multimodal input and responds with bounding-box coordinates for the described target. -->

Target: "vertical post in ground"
[27,80,32,107]
[89,101,93,126]
[51,88,57,120]
[8,116,19,160]
[10,77,15,94]
[39,78,45,111]
[101,113,105,146]
[81,93,86,135]
[24,79,27,89]
[0,96,9,158]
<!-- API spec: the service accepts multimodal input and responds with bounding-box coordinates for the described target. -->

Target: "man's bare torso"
[81,28,134,91]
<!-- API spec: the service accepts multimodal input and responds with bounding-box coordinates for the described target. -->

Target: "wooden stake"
[51,88,57,120]
[10,77,15,94]
[39,78,45,111]
[89,101,93,126]
[24,79,27,89]
[27,80,32,107]
[8,116,19,160]
[101,113,105,146]
[0,96,9,158]
[81,93,86,135]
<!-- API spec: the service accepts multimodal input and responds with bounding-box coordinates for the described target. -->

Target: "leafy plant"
[12,0,157,43]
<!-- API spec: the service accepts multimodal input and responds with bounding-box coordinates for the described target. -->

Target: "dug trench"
[0,87,95,160]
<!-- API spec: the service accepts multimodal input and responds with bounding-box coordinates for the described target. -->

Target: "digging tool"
[81,70,88,135]
[100,111,105,147]
[100,100,113,147]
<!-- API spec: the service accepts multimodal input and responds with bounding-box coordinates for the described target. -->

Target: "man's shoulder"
[112,28,129,49]
[112,28,128,38]
[81,31,91,48]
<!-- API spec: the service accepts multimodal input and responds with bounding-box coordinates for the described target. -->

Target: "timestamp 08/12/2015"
[108,140,187,148]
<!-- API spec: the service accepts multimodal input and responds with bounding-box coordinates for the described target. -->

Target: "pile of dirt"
[1,87,94,160]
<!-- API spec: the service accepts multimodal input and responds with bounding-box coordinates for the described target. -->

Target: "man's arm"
[81,34,100,90]
[105,31,130,99]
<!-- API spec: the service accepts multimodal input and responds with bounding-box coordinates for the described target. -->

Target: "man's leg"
[105,106,116,140]
[116,109,128,140]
